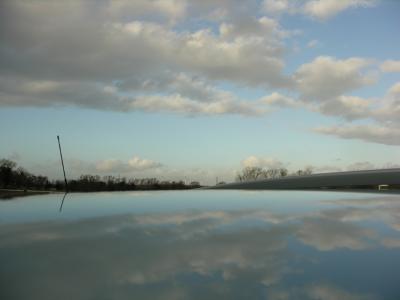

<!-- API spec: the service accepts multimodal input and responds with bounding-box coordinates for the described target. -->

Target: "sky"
[0,0,399,185]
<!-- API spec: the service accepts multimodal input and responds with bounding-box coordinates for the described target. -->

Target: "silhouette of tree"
[236,167,289,182]
[0,159,17,188]
[0,158,201,192]
[293,167,313,176]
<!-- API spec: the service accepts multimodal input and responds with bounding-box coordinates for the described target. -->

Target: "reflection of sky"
[1,190,400,299]
[0,190,377,224]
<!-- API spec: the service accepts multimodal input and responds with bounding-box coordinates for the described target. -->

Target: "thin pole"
[57,135,68,192]
[59,192,67,212]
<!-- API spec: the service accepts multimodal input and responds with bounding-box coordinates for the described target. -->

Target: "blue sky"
[0,0,399,184]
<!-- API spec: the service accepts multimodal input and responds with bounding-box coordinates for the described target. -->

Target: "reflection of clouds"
[135,209,299,227]
[1,194,400,299]
[0,214,295,299]
[267,283,377,300]
[123,226,293,287]
[381,238,400,248]
[307,283,377,300]
[297,217,375,251]
[325,195,400,233]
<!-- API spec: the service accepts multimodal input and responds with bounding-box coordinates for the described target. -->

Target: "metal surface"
[211,168,400,190]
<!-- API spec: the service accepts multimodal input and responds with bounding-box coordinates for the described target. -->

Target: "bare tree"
[236,167,289,182]
[293,167,313,176]
[0,159,17,188]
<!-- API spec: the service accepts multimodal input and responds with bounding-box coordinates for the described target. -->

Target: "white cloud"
[106,0,187,24]
[380,60,400,73]
[130,94,267,116]
[262,0,375,20]
[294,56,374,101]
[95,159,126,172]
[0,74,271,116]
[314,124,400,146]
[304,161,400,174]
[260,92,298,108]
[241,156,286,169]
[97,156,162,172]
[0,4,289,82]
[303,0,375,20]
[0,1,294,114]
[388,82,400,96]
[219,16,282,40]
[317,95,372,120]
[0,0,381,122]
[128,156,163,170]
[372,82,400,124]
[262,0,290,15]
[310,82,400,144]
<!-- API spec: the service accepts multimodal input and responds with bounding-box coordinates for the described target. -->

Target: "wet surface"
[1,190,399,299]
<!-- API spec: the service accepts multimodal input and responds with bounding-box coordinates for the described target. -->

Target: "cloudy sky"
[0,0,399,184]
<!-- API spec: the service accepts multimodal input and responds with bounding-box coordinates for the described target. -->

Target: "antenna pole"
[57,135,68,192]
[59,192,67,212]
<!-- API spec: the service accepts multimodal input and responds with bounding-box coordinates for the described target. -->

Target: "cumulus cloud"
[130,94,267,116]
[0,74,272,116]
[128,156,163,170]
[303,0,375,20]
[314,124,400,146]
[0,0,391,143]
[294,56,375,101]
[388,82,400,96]
[262,0,291,15]
[106,0,187,24]
[380,60,400,73]
[71,155,162,174]
[260,92,298,108]
[311,81,400,145]
[262,0,375,20]
[0,0,293,116]
[371,82,400,124]
[241,156,286,169]
[0,0,383,122]
[317,96,372,121]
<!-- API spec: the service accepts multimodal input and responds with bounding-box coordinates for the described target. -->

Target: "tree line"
[235,166,313,182]
[0,159,201,192]
[0,158,316,191]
